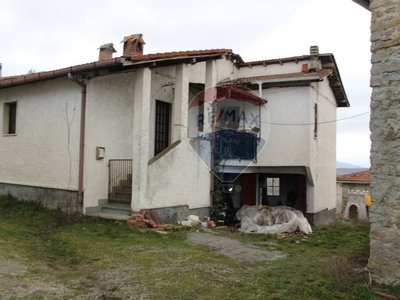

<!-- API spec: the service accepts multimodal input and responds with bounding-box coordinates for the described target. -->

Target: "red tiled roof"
[0,49,232,89]
[0,48,347,109]
[223,69,333,85]
[337,170,370,182]
[129,49,232,61]
[239,55,309,67]
[0,58,125,88]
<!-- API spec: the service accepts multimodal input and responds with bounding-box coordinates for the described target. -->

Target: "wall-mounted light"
[251,127,260,134]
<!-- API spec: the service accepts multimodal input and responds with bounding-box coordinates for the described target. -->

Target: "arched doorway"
[349,205,358,220]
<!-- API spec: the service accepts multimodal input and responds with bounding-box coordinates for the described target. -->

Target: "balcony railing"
[215,129,258,161]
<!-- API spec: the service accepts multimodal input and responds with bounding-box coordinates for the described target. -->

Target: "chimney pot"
[99,43,116,61]
[310,45,319,56]
[121,34,145,58]
[309,45,320,71]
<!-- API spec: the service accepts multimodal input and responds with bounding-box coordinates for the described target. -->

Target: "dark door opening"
[241,174,257,206]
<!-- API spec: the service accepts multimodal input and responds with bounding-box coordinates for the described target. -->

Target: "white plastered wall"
[310,79,338,213]
[0,78,81,190]
[145,140,211,209]
[83,72,136,210]
[255,86,311,167]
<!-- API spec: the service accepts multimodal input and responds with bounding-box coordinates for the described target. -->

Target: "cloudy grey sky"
[1,0,372,167]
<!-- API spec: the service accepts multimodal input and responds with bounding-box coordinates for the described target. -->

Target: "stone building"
[354,0,400,285]
[336,170,370,214]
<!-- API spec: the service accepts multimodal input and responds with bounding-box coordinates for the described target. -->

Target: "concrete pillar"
[132,68,152,211]
[204,60,218,135]
[173,63,189,142]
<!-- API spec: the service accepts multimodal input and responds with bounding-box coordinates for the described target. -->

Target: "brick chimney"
[121,34,145,57]
[98,43,116,61]
[309,45,321,72]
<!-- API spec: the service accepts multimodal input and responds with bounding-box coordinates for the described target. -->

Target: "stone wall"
[368,0,400,285]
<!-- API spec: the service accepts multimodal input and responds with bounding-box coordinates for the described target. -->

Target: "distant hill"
[336,161,365,168]
[336,161,369,176]
[337,168,369,176]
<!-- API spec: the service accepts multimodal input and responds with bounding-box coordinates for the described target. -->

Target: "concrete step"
[87,211,131,221]
[111,186,132,193]
[87,203,132,221]
[115,191,131,196]
[108,197,131,203]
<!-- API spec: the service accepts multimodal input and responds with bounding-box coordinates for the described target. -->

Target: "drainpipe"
[257,82,262,135]
[210,100,217,207]
[68,73,86,206]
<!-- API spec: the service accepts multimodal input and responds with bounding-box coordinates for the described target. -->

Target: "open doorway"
[258,173,306,213]
[221,172,308,219]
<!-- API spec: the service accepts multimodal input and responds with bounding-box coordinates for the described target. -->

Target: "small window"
[3,102,17,135]
[266,177,280,196]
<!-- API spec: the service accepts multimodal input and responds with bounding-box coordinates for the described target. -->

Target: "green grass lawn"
[0,194,398,300]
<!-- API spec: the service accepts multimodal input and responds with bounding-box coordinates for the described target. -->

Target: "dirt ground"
[0,250,72,300]
[0,230,285,299]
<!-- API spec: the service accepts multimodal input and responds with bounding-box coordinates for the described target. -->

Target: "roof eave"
[0,50,232,89]
[238,55,310,68]
[319,53,350,108]
[123,52,230,68]
[0,57,125,89]
[249,76,322,85]
[352,0,370,11]
[337,180,370,184]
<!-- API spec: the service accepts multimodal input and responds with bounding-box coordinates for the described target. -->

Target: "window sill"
[3,133,17,137]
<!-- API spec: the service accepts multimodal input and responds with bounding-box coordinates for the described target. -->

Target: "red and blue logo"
[188,84,270,182]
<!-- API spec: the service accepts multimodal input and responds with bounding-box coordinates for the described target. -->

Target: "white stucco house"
[0,34,348,226]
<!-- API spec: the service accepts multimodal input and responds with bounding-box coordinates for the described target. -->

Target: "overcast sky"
[1,0,372,167]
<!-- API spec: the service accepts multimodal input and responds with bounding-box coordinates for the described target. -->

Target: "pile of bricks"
[126,209,171,229]
[126,213,147,228]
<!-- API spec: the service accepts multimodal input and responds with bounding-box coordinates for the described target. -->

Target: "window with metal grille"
[154,100,170,155]
[3,102,17,135]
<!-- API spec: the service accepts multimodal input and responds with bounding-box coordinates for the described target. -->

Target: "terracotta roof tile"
[240,55,310,67]
[0,58,124,88]
[0,49,232,88]
[223,69,333,85]
[337,170,370,182]
[129,49,232,61]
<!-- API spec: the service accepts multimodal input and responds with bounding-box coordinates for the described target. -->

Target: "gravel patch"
[188,232,286,261]
[0,257,27,277]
